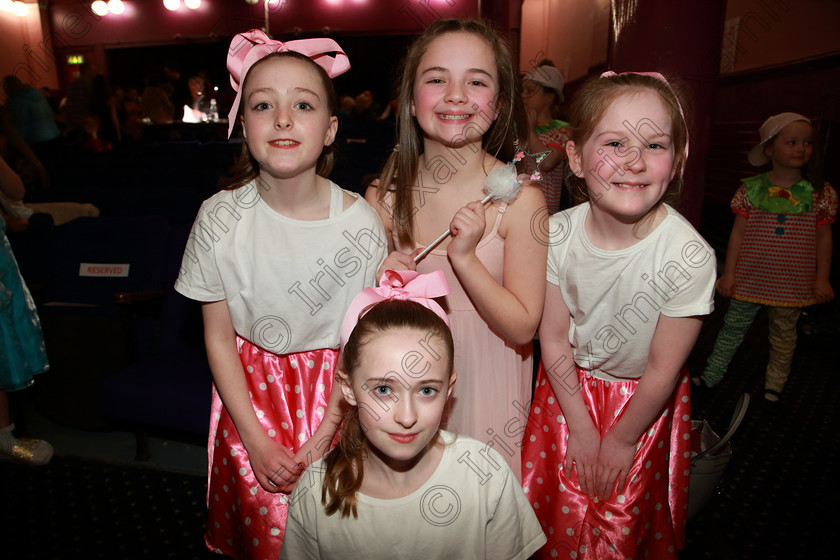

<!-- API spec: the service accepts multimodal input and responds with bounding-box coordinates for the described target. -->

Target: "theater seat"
[38,215,170,312]
[100,224,212,460]
[34,215,171,430]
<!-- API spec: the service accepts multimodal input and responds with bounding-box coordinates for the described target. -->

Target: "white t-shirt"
[547,203,716,381]
[280,431,547,560]
[175,180,387,354]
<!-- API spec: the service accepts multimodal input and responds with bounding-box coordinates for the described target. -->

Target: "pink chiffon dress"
[395,202,533,481]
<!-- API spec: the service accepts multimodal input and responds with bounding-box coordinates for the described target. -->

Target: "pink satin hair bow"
[600,70,689,171]
[226,29,351,137]
[339,270,451,349]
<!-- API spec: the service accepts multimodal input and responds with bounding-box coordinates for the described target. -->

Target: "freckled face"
[241,56,337,180]
[567,89,677,223]
[341,329,455,470]
[411,32,500,149]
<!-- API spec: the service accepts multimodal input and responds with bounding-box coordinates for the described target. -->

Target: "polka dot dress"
[204,337,336,560]
[730,181,838,307]
[521,365,691,559]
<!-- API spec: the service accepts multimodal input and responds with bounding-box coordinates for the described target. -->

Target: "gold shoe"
[0,437,54,466]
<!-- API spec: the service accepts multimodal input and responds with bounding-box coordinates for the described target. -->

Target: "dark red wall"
[46,0,479,90]
[609,0,728,230]
[47,0,478,46]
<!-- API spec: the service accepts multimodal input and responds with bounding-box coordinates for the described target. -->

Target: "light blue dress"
[0,215,49,391]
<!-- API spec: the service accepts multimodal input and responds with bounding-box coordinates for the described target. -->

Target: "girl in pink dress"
[366,19,547,481]
[521,72,717,558]
[175,30,386,560]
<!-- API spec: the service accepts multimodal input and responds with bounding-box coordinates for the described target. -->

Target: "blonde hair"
[374,19,528,246]
[321,299,454,518]
[565,72,689,209]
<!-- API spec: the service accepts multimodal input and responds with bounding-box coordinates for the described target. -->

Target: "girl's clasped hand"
[175,29,387,560]
[522,71,716,559]
[280,270,546,560]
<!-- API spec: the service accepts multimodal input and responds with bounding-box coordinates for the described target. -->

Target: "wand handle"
[412,229,451,263]
[413,193,493,264]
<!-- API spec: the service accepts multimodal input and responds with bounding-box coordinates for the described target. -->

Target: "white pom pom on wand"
[481,162,522,205]
[413,150,541,263]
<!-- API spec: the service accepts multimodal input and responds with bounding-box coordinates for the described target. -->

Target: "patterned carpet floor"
[2,296,837,559]
[679,298,837,560]
[0,456,218,559]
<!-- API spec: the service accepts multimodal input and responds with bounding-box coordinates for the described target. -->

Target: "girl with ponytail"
[280,270,545,559]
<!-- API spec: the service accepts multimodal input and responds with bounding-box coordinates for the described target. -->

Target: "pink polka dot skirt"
[204,337,337,560]
[522,365,691,559]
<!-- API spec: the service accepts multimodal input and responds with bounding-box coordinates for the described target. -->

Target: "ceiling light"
[11,0,28,16]
[91,1,108,16]
[108,0,124,14]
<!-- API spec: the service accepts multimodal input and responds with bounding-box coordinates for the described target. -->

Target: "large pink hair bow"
[600,70,689,171]
[226,29,351,137]
[340,270,450,349]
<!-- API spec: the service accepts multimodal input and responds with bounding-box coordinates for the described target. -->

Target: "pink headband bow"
[226,29,351,137]
[340,270,450,349]
[600,70,689,171]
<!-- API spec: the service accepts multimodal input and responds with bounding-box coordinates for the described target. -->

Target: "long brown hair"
[321,299,454,518]
[374,19,528,246]
[565,72,690,210]
[221,51,338,191]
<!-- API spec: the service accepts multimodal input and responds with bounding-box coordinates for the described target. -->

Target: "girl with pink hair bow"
[174,29,386,559]
[281,269,546,559]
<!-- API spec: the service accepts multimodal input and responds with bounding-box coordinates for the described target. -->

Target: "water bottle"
[209,99,219,122]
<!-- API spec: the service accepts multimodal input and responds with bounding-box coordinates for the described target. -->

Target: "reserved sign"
[79,263,131,277]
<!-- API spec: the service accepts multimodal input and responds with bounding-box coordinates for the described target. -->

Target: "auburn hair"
[321,299,454,518]
[565,72,690,210]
